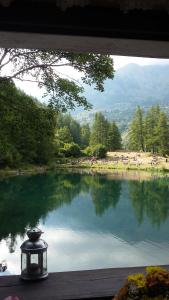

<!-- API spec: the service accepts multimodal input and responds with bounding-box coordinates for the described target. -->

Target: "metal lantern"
[20,228,48,280]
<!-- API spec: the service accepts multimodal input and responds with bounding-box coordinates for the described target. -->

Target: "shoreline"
[59,161,169,174]
[0,151,169,179]
[53,167,169,181]
[55,150,169,175]
[55,163,169,180]
[0,164,169,181]
[0,165,49,178]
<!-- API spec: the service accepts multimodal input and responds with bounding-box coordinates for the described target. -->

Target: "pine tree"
[156,112,169,156]
[128,106,144,151]
[144,105,160,153]
[80,124,90,149]
[56,114,81,145]
[56,126,73,143]
[107,122,122,151]
[90,112,108,146]
[69,119,81,145]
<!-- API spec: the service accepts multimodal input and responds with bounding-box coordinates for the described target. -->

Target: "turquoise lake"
[0,170,169,275]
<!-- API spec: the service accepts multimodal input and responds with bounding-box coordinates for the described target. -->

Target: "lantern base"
[20,272,48,281]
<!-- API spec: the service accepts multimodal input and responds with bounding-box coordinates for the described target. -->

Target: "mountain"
[74,63,169,131]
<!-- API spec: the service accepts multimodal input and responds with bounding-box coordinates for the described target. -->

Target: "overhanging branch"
[8,63,71,79]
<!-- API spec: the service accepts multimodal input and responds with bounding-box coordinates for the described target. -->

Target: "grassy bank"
[1,151,169,178]
[0,165,49,178]
[55,151,169,174]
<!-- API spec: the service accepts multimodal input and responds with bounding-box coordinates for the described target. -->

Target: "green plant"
[82,146,93,157]
[92,144,107,158]
[83,144,107,159]
[59,143,81,157]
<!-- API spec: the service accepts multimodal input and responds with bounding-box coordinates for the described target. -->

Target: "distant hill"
[74,63,169,131]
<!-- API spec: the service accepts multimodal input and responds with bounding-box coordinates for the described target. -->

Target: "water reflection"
[87,175,121,215]
[129,179,169,226]
[0,171,169,274]
[0,173,81,245]
[0,173,122,244]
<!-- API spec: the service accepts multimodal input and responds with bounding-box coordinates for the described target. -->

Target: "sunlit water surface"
[0,171,169,275]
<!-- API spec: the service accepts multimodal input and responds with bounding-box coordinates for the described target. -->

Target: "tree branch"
[14,76,45,86]
[0,50,40,70]
[56,70,83,87]
[8,63,71,79]
[0,48,9,66]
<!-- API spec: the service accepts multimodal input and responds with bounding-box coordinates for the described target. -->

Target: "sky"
[112,55,169,70]
[14,55,169,101]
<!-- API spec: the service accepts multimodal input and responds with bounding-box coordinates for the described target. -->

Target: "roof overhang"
[0,0,169,57]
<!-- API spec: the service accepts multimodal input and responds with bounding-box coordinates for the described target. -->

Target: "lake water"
[0,170,169,276]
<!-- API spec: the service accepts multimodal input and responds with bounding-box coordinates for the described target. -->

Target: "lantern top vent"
[27,228,43,241]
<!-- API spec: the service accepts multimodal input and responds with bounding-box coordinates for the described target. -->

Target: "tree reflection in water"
[0,172,82,250]
[83,175,121,216]
[0,172,169,252]
[129,178,169,226]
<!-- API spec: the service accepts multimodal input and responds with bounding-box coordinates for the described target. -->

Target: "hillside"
[74,63,169,131]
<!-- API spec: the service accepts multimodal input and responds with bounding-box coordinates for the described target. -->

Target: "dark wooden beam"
[1,265,169,300]
[1,31,169,58]
[0,2,169,57]
[0,3,169,41]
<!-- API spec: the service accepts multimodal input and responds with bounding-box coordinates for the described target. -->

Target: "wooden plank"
[0,265,169,300]
[1,32,169,58]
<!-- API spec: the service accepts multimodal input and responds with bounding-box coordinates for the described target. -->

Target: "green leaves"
[0,49,114,111]
[58,52,114,91]
[46,78,91,112]
[0,80,56,166]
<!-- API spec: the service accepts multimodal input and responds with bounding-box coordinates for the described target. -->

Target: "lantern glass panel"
[30,254,39,265]
[30,254,41,274]
[43,251,47,270]
[21,253,27,272]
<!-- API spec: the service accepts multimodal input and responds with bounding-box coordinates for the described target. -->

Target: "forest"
[128,106,169,156]
[0,79,169,169]
[0,80,122,167]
